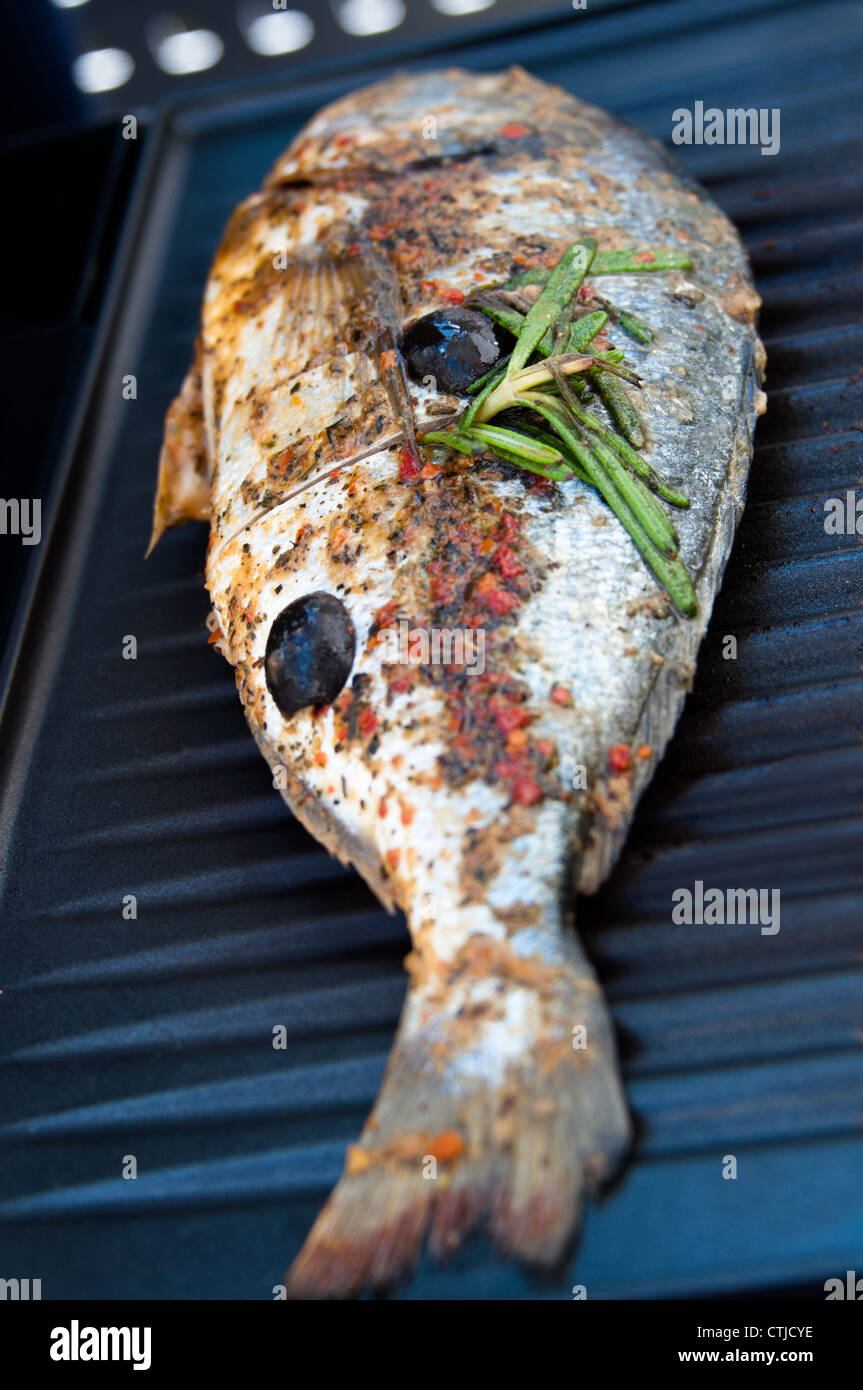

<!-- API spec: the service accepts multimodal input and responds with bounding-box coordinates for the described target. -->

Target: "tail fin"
[284,930,631,1298]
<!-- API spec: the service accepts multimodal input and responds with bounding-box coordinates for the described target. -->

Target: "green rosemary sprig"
[420,240,698,615]
[500,247,691,292]
[590,249,692,274]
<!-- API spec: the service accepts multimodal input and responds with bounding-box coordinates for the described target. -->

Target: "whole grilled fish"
[152,67,764,1298]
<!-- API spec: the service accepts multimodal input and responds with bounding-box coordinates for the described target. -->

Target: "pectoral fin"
[147,343,211,554]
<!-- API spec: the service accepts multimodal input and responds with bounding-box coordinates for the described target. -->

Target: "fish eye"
[265,591,356,715]
[399,307,514,394]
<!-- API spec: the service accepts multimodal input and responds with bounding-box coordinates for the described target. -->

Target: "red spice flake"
[388,671,412,694]
[346,242,361,257]
[609,743,633,772]
[242,606,255,625]
[421,178,439,192]
[386,848,401,870]
[500,122,530,138]
[473,270,486,281]
[512,775,542,806]
[483,587,520,617]
[207,628,222,645]
[373,600,397,631]
[358,708,379,739]
[369,223,394,241]
[427,1129,465,1163]
[379,799,388,818]
[419,279,437,294]
[475,571,520,615]
[313,704,330,718]
[636,744,653,761]
[419,461,442,479]
[441,286,465,304]
[490,700,532,735]
[401,806,414,827]
[429,562,454,604]
[635,251,656,264]
[395,244,424,270]
[379,348,398,370]
[535,738,555,758]
[494,545,524,579]
[398,448,420,482]
[314,751,327,767]
[331,526,349,548]
[495,758,521,780]
[550,683,573,707]
[333,134,356,148]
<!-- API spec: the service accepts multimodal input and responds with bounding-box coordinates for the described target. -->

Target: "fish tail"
[284,930,631,1297]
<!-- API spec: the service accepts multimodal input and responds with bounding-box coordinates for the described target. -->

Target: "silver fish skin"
[152,67,765,1297]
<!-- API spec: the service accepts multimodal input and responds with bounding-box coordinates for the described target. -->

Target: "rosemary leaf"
[589,291,654,344]
[421,430,486,456]
[500,246,692,295]
[498,266,549,291]
[508,239,596,377]
[566,310,608,353]
[617,311,654,344]
[590,367,645,447]
[471,298,525,337]
[480,444,575,483]
[467,424,565,467]
[466,354,512,394]
[589,249,693,274]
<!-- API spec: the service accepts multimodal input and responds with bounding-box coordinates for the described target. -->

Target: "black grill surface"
[1,0,861,1299]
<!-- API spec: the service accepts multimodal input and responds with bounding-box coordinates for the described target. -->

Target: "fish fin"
[338,239,418,459]
[147,345,210,555]
[284,931,630,1298]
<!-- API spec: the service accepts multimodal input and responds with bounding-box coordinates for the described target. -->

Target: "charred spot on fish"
[400,308,514,395]
[265,592,355,716]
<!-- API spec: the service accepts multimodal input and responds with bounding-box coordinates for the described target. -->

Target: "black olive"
[265,592,356,716]
[399,308,514,395]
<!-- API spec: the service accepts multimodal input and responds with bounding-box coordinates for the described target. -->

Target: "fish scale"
[152,66,764,1297]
